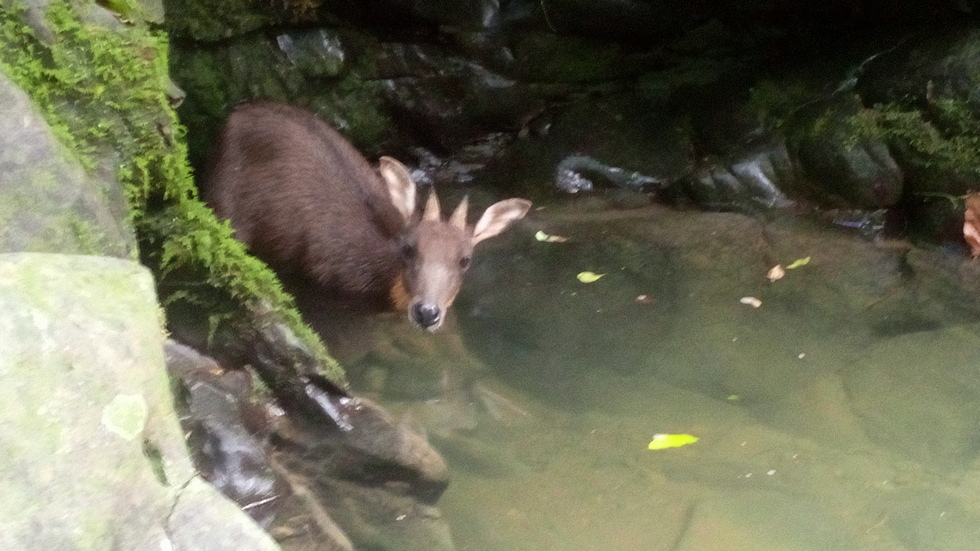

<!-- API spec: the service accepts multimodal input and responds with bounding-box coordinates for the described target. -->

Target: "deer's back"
[204,101,405,297]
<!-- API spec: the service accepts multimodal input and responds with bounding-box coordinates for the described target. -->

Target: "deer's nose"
[411,303,442,329]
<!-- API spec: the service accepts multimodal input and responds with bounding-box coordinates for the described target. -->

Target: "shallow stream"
[361,198,980,551]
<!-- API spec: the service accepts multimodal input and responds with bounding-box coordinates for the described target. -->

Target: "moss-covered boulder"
[785,95,903,209]
[0,71,135,257]
[0,252,280,551]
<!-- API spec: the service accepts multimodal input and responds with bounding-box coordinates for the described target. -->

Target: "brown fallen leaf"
[635,294,656,305]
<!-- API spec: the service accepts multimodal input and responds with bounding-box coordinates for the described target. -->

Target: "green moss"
[850,99,980,188]
[638,57,742,105]
[746,79,827,130]
[65,213,110,254]
[512,32,629,84]
[309,74,392,151]
[0,0,343,380]
[163,0,277,40]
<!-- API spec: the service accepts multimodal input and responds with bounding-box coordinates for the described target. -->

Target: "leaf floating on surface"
[786,256,811,269]
[535,230,569,243]
[577,271,605,283]
[648,433,699,450]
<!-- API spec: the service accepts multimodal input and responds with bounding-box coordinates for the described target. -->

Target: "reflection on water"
[358,200,980,551]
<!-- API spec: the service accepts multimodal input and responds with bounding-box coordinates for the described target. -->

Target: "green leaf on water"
[535,230,569,243]
[786,256,811,269]
[648,433,699,450]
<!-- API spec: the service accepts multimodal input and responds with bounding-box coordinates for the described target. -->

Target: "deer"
[203,100,532,338]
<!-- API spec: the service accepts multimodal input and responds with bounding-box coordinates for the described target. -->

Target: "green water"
[383,202,980,551]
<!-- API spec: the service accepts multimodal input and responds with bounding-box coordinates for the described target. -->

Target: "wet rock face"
[166,340,454,551]
[166,342,288,529]
[785,96,903,209]
[169,0,980,243]
[273,375,454,551]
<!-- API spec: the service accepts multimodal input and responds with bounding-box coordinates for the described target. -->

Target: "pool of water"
[358,199,980,551]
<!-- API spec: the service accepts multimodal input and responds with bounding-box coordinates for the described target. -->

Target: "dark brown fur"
[204,100,531,332]
[204,101,403,301]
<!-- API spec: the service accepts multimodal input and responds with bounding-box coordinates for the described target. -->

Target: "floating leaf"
[786,256,811,269]
[766,265,785,282]
[739,296,762,308]
[577,271,605,283]
[535,230,569,243]
[648,433,699,450]
[726,394,741,402]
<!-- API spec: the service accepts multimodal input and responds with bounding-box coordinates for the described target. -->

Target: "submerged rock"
[271,374,454,551]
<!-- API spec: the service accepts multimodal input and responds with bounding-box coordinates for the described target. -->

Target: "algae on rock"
[0,0,343,380]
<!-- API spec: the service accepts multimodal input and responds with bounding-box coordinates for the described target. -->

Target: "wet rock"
[814,208,888,239]
[786,95,903,209]
[166,341,288,529]
[381,46,547,150]
[293,374,449,503]
[678,133,794,212]
[409,132,515,187]
[854,28,980,240]
[164,334,457,550]
[475,92,692,199]
[555,155,664,194]
[171,29,393,167]
[272,374,454,550]
[513,0,669,42]
[276,29,347,79]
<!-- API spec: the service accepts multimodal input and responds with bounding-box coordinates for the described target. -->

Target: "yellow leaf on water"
[648,433,699,450]
[535,230,569,243]
[577,271,605,283]
[786,256,811,269]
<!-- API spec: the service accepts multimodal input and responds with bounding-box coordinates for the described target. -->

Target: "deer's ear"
[379,156,416,222]
[472,198,532,245]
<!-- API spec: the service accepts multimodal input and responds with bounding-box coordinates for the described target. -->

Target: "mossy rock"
[0,0,342,383]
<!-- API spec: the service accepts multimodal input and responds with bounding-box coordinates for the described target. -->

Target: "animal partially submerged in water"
[204,100,531,331]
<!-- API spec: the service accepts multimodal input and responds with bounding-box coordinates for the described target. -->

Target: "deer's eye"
[459,256,471,269]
